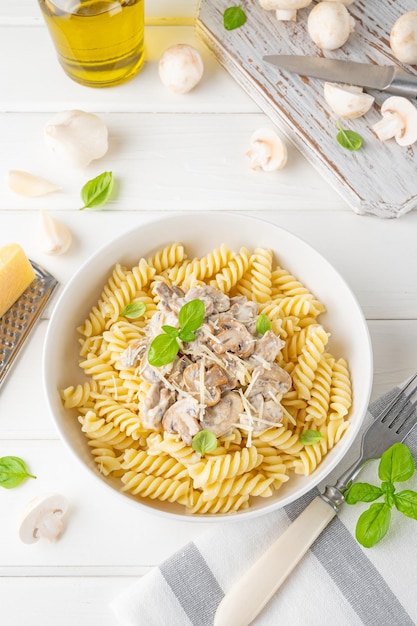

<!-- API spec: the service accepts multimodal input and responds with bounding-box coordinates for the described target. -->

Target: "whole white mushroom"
[307,2,355,50]
[159,44,204,94]
[390,11,417,65]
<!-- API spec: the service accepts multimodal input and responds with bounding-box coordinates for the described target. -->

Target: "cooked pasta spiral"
[61,242,353,515]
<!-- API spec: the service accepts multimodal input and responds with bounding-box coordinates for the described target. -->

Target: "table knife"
[264,54,417,98]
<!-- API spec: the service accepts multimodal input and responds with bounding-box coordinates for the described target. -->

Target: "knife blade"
[264,54,417,98]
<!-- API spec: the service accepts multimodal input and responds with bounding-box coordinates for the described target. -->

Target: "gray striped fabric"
[157,384,417,626]
[112,382,417,626]
[160,542,224,625]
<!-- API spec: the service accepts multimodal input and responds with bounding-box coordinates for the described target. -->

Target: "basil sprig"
[336,121,363,151]
[148,299,205,367]
[223,6,247,30]
[80,171,114,210]
[0,456,36,489]
[345,443,417,548]
[192,430,218,456]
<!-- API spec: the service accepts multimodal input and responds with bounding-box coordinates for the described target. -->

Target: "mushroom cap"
[19,493,69,544]
[307,2,355,50]
[158,44,204,94]
[273,0,312,9]
[324,0,355,5]
[247,127,288,171]
[380,96,417,146]
[324,83,375,118]
[259,0,280,8]
[390,11,417,65]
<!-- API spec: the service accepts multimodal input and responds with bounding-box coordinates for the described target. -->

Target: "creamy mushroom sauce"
[120,283,292,447]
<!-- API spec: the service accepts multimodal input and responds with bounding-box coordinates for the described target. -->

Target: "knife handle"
[389,69,417,98]
[213,496,336,626]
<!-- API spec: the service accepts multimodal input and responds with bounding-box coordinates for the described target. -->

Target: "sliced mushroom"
[153,282,185,313]
[142,383,175,429]
[185,285,230,316]
[307,2,355,50]
[249,363,292,397]
[324,83,375,119]
[229,297,259,328]
[212,319,256,359]
[182,362,228,406]
[390,11,417,65]
[140,357,174,383]
[371,96,417,146]
[252,330,285,363]
[200,391,244,436]
[241,392,284,432]
[162,397,201,445]
[246,128,288,171]
[120,338,148,368]
[19,493,69,544]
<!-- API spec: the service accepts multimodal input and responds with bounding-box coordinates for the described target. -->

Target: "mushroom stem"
[36,510,65,542]
[372,111,405,142]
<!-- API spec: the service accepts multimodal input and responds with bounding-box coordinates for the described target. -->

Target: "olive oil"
[38,0,144,87]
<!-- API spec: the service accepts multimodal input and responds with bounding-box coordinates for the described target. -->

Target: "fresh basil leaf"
[178,299,205,334]
[299,430,323,445]
[355,503,391,548]
[162,325,179,339]
[192,430,218,456]
[148,334,179,367]
[344,482,383,505]
[178,329,196,343]
[223,6,247,31]
[256,314,272,335]
[379,442,415,484]
[0,456,36,489]
[80,171,114,210]
[121,302,146,319]
[394,490,417,520]
[336,122,363,151]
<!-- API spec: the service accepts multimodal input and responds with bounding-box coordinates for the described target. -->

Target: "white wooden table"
[1,2,417,625]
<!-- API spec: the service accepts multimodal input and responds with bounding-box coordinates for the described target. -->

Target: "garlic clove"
[44,110,108,168]
[7,170,61,197]
[36,210,72,255]
[159,44,204,94]
[246,128,288,171]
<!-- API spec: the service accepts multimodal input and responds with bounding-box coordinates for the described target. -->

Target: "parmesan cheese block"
[0,243,36,318]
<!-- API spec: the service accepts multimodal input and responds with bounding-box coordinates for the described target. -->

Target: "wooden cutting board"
[195,0,417,218]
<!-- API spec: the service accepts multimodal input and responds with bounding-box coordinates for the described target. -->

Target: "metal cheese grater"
[0,261,58,390]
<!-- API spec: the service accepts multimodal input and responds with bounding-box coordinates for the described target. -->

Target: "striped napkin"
[110,383,417,626]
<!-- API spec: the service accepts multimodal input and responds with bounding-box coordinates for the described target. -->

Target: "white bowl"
[43,213,373,521]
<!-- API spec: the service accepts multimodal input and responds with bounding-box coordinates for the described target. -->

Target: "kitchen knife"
[264,54,417,98]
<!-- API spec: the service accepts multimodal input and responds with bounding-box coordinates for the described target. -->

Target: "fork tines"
[381,372,417,436]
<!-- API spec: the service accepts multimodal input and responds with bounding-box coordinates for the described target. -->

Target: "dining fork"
[214,373,417,626]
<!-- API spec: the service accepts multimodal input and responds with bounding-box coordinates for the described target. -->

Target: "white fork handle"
[213,496,337,626]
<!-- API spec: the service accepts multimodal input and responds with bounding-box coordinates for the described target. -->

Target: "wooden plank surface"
[196,0,417,217]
